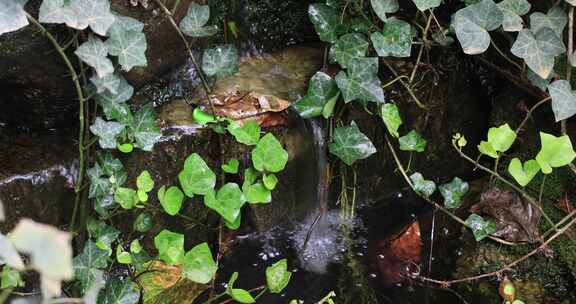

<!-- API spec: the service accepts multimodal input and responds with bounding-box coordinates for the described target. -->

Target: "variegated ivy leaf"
[128,104,161,151]
[202,45,238,77]
[328,122,377,166]
[411,0,441,11]
[39,0,77,25]
[0,0,28,35]
[452,0,503,55]
[90,72,121,94]
[107,15,144,37]
[308,3,342,43]
[547,80,576,121]
[90,117,125,149]
[329,33,369,68]
[335,57,384,103]
[497,0,531,32]
[70,0,116,36]
[179,2,218,37]
[371,17,412,57]
[510,27,565,79]
[409,173,436,197]
[106,30,148,71]
[370,0,399,22]
[530,6,567,37]
[75,36,114,78]
[94,76,133,121]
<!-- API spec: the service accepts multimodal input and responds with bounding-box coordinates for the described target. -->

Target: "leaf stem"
[409,10,433,84]
[25,12,87,233]
[382,59,426,109]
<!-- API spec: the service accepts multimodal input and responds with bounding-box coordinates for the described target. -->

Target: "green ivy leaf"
[530,6,567,37]
[497,0,531,32]
[202,45,238,77]
[266,259,292,294]
[154,230,185,265]
[118,143,134,153]
[252,133,289,173]
[87,218,120,254]
[510,27,565,79]
[133,213,153,232]
[330,33,369,68]
[262,174,278,190]
[91,72,121,95]
[38,0,76,27]
[439,177,469,209]
[465,214,497,241]
[322,93,339,119]
[222,159,240,174]
[547,80,576,121]
[484,123,517,155]
[379,103,402,138]
[336,57,384,103]
[224,213,242,230]
[0,0,28,35]
[107,15,144,38]
[411,0,441,11]
[204,183,246,223]
[399,130,427,152]
[106,30,148,72]
[226,272,256,304]
[370,0,399,22]
[70,0,115,36]
[137,189,148,203]
[308,4,342,43]
[75,36,114,78]
[508,158,540,186]
[129,104,162,151]
[90,117,125,149]
[1,266,24,289]
[477,141,498,158]
[114,187,138,209]
[294,72,340,118]
[227,121,260,145]
[452,0,503,55]
[136,170,154,192]
[130,240,142,254]
[371,17,413,57]
[182,242,217,284]
[244,183,272,204]
[409,173,436,197]
[535,132,576,174]
[329,122,377,166]
[158,186,185,216]
[179,3,218,37]
[116,245,132,264]
[94,76,133,121]
[178,153,216,197]
[97,277,140,304]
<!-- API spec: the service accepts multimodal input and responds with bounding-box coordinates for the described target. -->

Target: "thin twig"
[382,60,427,109]
[515,96,551,134]
[409,11,433,84]
[490,38,522,70]
[418,215,576,286]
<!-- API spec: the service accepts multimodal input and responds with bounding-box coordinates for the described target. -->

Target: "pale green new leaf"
[530,6,567,37]
[204,183,246,223]
[137,170,154,192]
[439,177,469,209]
[178,153,216,197]
[114,187,138,209]
[158,186,184,216]
[90,117,125,149]
[379,103,402,138]
[106,30,148,71]
[330,33,368,68]
[251,133,289,173]
[329,122,377,166]
[182,242,217,284]
[70,0,115,36]
[10,219,73,280]
[263,174,278,190]
[508,158,540,186]
[478,141,498,158]
[222,159,240,174]
[370,0,398,22]
[497,0,531,31]
[409,173,436,197]
[399,130,427,152]
[202,45,238,77]
[0,0,28,35]
[227,272,256,304]
[266,259,292,293]
[547,80,576,121]
[244,183,272,204]
[411,0,441,11]
[510,27,565,79]
[465,214,497,241]
[75,36,114,78]
[487,123,516,152]
[227,121,260,145]
[535,132,576,174]
[336,57,384,103]
[154,230,184,265]
[452,0,503,55]
[308,3,342,43]
[371,17,413,57]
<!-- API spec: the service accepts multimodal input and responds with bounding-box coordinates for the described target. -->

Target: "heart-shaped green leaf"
[465,214,497,241]
[409,173,436,197]
[371,17,413,57]
[547,80,576,121]
[154,230,184,265]
[133,213,153,233]
[294,71,340,118]
[308,4,342,43]
[114,187,138,209]
[329,122,377,166]
[244,183,272,204]
[535,132,576,174]
[182,242,217,284]
[263,174,278,190]
[228,121,260,145]
[90,117,125,149]
[179,3,218,37]
[252,133,288,173]
[137,170,154,192]
[336,57,384,103]
[266,259,292,293]
[178,153,216,197]
[128,104,162,151]
[226,272,256,304]
[508,158,540,186]
[330,33,369,68]
[379,103,402,138]
[452,0,503,55]
[399,130,427,152]
[439,177,469,209]
[158,186,185,216]
[222,159,240,174]
[204,183,246,223]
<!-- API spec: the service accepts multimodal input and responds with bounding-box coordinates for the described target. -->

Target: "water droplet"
[369,273,377,278]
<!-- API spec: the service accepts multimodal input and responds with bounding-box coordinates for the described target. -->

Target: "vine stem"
[385,136,516,246]
[382,59,427,110]
[153,0,216,115]
[409,10,432,84]
[417,214,576,286]
[25,13,86,233]
[514,96,551,134]
[562,6,576,176]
